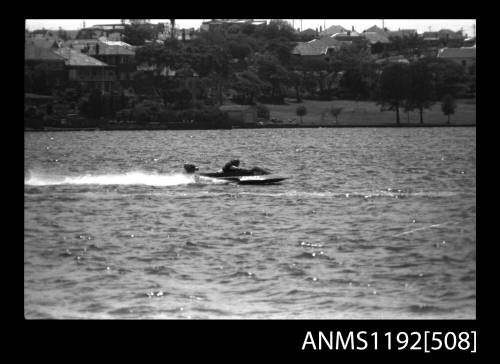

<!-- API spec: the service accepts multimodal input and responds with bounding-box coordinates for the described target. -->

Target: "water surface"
[24,128,476,319]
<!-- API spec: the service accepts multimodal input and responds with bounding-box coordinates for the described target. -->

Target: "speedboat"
[183,164,287,185]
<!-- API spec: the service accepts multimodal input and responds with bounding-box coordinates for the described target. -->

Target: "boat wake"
[24,171,197,187]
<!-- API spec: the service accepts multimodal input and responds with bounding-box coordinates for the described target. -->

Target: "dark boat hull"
[197,173,287,185]
[188,165,286,184]
[235,176,287,185]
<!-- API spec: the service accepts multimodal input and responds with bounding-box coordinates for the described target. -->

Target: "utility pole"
[382,19,384,29]
[300,19,302,32]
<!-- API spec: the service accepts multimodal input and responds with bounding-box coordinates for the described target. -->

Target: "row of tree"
[25,20,474,126]
[131,20,472,118]
[377,58,467,124]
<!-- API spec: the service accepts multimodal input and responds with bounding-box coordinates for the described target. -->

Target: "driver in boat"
[221,159,270,175]
[222,159,243,173]
[183,164,198,174]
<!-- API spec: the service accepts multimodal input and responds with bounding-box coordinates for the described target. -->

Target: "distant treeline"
[25,20,475,127]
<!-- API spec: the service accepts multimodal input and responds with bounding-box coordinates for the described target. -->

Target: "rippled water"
[24,128,476,319]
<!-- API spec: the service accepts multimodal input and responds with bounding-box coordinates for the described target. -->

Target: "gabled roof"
[319,25,348,36]
[25,42,65,61]
[292,37,343,56]
[438,47,476,59]
[53,48,109,67]
[27,37,59,49]
[364,25,387,35]
[331,31,362,40]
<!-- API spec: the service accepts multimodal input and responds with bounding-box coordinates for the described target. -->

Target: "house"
[76,24,126,41]
[65,39,135,83]
[157,23,197,41]
[331,29,363,42]
[53,47,116,92]
[292,37,343,59]
[437,29,464,40]
[25,41,67,89]
[437,46,476,74]
[219,104,257,124]
[25,41,65,68]
[363,32,390,44]
[363,25,388,36]
[362,32,390,54]
[26,36,61,49]
[463,37,476,47]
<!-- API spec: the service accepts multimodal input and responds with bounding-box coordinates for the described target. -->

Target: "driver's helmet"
[184,163,198,173]
[230,159,240,167]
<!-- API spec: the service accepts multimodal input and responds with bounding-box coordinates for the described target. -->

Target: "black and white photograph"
[24,18,476,321]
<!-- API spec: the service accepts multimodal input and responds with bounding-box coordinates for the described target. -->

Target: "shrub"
[296,105,307,122]
[441,94,457,124]
[132,100,163,124]
[330,106,343,124]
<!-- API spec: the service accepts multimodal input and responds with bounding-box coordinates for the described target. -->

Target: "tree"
[299,57,330,95]
[296,105,307,123]
[424,58,467,100]
[402,99,413,123]
[408,59,435,124]
[377,63,411,124]
[170,19,176,40]
[232,70,268,104]
[253,53,289,101]
[288,69,303,102]
[441,94,456,124]
[123,21,156,46]
[330,106,342,124]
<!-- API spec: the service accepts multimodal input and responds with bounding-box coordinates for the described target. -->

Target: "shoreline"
[25,123,476,132]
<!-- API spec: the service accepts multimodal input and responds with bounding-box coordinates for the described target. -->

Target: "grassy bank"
[266,98,476,125]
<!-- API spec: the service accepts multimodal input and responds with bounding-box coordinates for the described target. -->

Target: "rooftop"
[53,48,110,67]
[438,47,476,59]
[25,42,65,61]
[319,25,348,36]
[363,25,387,35]
[65,39,135,56]
[292,37,343,56]
[363,32,390,44]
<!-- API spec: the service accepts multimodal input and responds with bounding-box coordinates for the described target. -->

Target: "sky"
[25,19,477,38]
